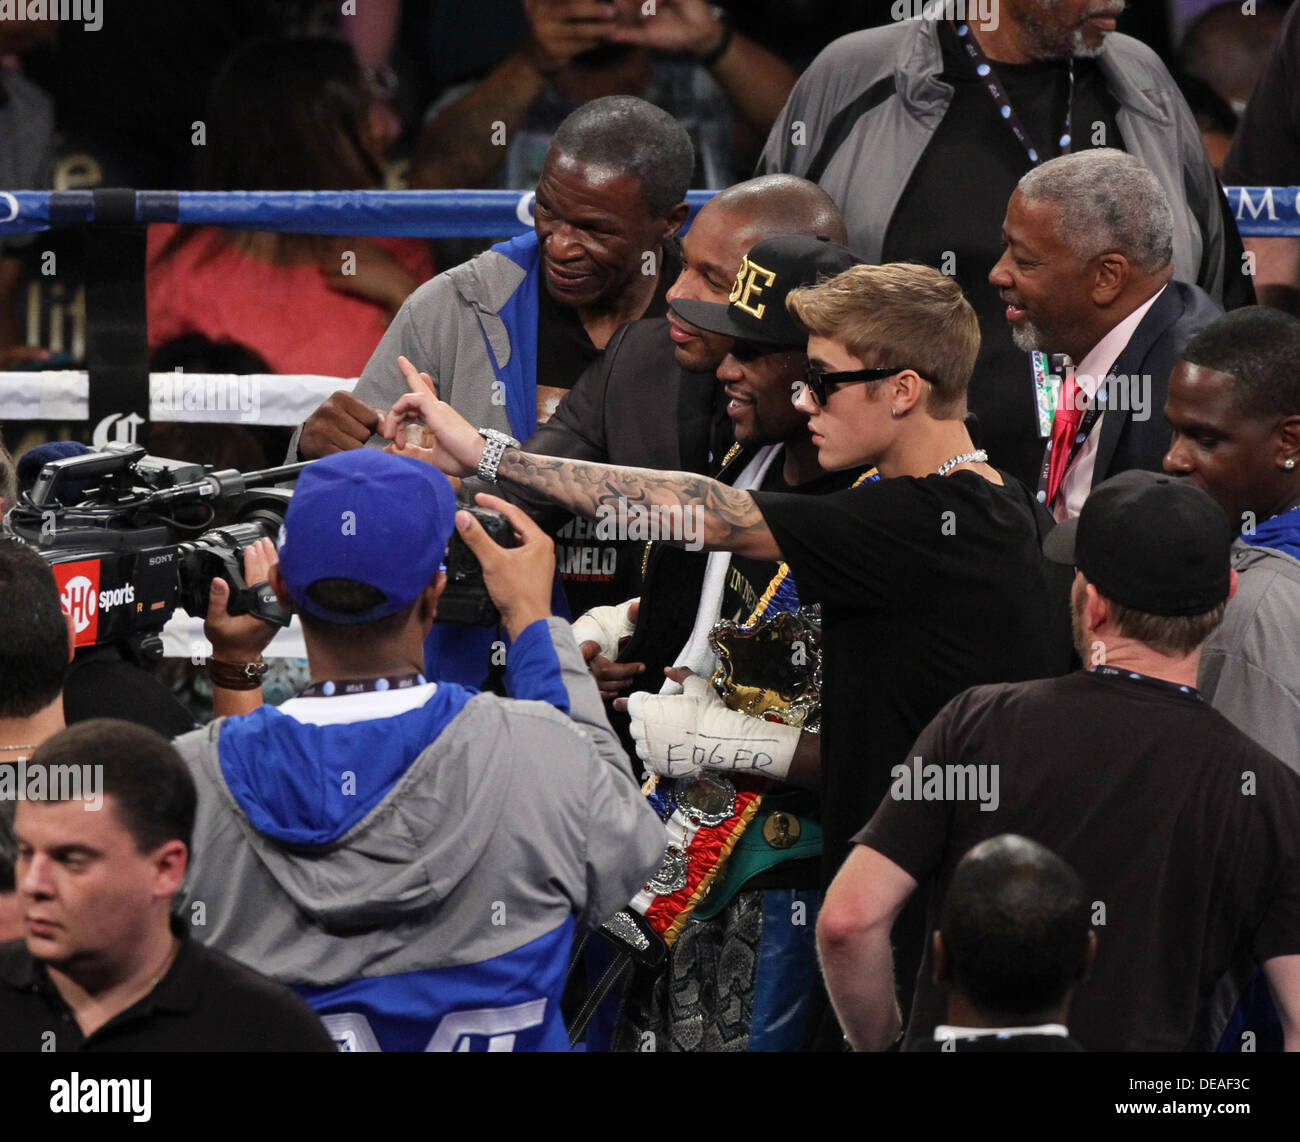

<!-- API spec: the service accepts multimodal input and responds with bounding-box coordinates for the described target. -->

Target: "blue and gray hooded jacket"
[174,618,665,1051]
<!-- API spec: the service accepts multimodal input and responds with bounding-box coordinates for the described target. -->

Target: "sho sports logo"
[99,584,135,610]
[62,576,97,633]
[54,560,101,646]
[53,561,135,647]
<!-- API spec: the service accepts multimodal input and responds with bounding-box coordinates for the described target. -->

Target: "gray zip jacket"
[1200,542,1300,775]
[173,618,664,1050]
[287,241,527,460]
[757,20,1230,302]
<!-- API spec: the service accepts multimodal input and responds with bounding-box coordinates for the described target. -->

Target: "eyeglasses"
[803,363,933,406]
[730,339,772,364]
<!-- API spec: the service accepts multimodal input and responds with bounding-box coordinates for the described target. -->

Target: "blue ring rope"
[0,187,1295,237]
[0,189,718,239]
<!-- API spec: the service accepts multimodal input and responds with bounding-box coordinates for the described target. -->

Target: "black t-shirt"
[718,461,861,625]
[0,925,336,1052]
[881,22,1122,486]
[856,670,1300,1052]
[535,277,604,395]
[753,469,1066,885]
[1222,1,1300,188]
[625,457,865,691]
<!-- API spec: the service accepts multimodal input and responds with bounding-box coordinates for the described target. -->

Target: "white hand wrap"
[626,674,801,780]
[570,598,639,660]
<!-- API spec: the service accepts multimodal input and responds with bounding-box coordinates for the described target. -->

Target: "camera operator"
[0,533,280,943]
[174,448,664,1051]
[0,539,71,944]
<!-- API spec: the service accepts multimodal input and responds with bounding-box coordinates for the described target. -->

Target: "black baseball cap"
[1042,470,1233,617]
[669,234,862,348]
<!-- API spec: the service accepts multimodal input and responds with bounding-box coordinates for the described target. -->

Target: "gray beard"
[1011,318,1049,353]
[1019,1,1119,60]
[1065,28,1107,58]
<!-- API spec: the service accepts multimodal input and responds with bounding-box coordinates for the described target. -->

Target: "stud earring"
[891,408,901,418]
[1286,458,1296,470]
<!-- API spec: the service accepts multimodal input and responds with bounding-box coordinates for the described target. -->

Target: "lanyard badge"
[1031,351,1062,438]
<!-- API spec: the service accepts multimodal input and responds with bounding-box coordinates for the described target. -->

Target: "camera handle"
[228,580,294,629]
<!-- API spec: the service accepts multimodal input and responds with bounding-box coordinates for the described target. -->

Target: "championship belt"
[607,570,823,950]
[708,602,823,731]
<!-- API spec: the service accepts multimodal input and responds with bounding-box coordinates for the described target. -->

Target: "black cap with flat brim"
[1042,470,1234,617]
[670,234,862,348]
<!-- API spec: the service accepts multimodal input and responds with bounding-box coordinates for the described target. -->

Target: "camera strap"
[297,672,428,699]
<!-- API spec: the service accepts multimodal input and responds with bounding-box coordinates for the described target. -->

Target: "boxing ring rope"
[0,186,1294,427]
[0,188,720,238]
[0,186,1288,238]
[0,188,719,430]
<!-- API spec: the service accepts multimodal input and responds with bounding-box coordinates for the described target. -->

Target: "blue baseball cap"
[17,441,94,498]
[278,449,457,625]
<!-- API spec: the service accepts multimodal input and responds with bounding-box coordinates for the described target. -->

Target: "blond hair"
[786,263,980,419]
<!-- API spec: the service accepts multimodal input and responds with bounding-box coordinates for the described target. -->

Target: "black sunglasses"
[803,363,931,406]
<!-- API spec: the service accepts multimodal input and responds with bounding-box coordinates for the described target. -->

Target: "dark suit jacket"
[475,316,727,523]
[1087,279,1222,491]
[529,316,725,471]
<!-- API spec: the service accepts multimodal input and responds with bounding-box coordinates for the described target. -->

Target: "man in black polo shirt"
[819,471,1300,1052]
[0,719,333,1052]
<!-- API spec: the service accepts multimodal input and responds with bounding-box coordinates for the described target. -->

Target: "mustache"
[1080,2,1125,19]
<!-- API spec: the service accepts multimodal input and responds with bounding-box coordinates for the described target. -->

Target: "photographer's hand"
[382,355,485,477]
[205,538,280,717]
[205,538,280,663]
[454,493,554,642]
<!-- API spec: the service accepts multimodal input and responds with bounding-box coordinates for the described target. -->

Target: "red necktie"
[1045,362,1080,507]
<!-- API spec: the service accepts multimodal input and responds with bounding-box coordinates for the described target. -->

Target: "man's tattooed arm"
[496,451,782,559]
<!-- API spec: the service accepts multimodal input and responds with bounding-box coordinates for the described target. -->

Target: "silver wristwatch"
[476,427,519,484]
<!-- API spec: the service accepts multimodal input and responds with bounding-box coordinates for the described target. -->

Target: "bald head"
[937,834,1093,1023]
[665,176,849,373]
[709,174,848,245]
